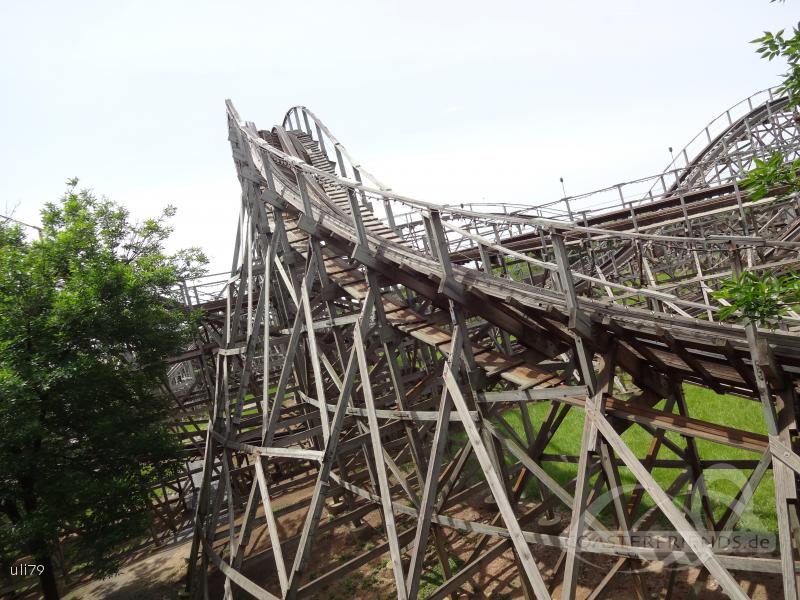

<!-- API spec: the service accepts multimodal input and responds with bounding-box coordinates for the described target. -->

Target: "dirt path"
[63,542,190,600]
[60,469,785,600]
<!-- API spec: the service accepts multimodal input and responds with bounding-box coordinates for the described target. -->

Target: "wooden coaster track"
[176,88,800,599]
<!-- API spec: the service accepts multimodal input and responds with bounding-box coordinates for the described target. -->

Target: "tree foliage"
[0,181,206,598]
[713,271,800,325]
[752,26,800,106]
[739,151,800,200]
[716,12,800,325]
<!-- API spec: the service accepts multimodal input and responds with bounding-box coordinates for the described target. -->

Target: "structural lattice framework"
[173,88,800,600]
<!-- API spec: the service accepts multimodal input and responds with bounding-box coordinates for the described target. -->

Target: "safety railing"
[230,98,800,329]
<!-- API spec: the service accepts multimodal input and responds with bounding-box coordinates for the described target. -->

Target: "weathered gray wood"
[716,450,772,533]
[405,326,465,599]
[733,247,800,600]
[444,368,552,599]
[596,439,647,600]
[300,264,330,441]
[769,435,800,477]
[354,331,408,598]
[590,409,749,600]
[476,386,589,402]
[484,421,606,533]
[552,231,604,600]
[205,539,281,600]
[187,96,800,600]
[284,289,377,599]
[254,458,289,595]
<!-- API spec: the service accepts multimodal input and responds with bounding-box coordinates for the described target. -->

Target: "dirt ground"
[60,519,784,600]
[59,470,785,600]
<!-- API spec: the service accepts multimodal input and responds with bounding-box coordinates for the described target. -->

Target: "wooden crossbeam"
[659,327,723,393]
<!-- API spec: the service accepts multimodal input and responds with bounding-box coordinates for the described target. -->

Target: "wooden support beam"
[354,332,408,599]
[590,409,749,600]
[444,368,552,599]
[405,327,465,599]
[659,327,722,393]
[188,100,800,600]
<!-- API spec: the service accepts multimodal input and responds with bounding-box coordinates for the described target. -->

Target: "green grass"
[495,383,776,533]
[418,556,464,599]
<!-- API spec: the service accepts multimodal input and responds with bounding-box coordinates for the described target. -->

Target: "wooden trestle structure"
[175,88,800,599]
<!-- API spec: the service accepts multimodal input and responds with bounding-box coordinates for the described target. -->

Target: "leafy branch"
[752,25,800,106]
[713,271,800,325]
[719,15,800,327]
[739,151,800,200]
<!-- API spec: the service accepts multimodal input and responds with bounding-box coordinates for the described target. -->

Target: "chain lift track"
[176,88,800,599]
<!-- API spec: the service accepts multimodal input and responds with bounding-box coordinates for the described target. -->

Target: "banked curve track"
[183,91,800,600]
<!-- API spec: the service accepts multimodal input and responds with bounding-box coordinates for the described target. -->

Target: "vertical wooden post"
[427,209,457,294]
[731,245,799,600]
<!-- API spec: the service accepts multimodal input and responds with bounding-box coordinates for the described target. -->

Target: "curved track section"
[183,95,800,600]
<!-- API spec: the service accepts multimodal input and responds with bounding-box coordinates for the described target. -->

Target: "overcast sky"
[1,1,796,272]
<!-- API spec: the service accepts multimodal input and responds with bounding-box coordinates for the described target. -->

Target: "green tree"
[0,181,206,599]
[752,24,800,106]
[739,151,800,200]
[717,13,800,324]
[714,271,800,325]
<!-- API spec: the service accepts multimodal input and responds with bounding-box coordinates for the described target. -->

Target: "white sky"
[1,1,796,272]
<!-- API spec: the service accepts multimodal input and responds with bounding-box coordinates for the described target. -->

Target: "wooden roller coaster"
[173,88,800,599]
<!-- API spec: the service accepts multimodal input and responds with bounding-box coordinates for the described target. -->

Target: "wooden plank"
[255,459,289,595]
[204,539,281,600]
[284,289,377,599]
[589,409,749,600]
[444,368,552,599]
[300,256,330,440]
[561,388,604,599]
[477,386,588,403]
[660,327,722,393]
[484,421,606,532]
[769,435,800,477]
[354,332,408,599]
[405,327,464,599]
